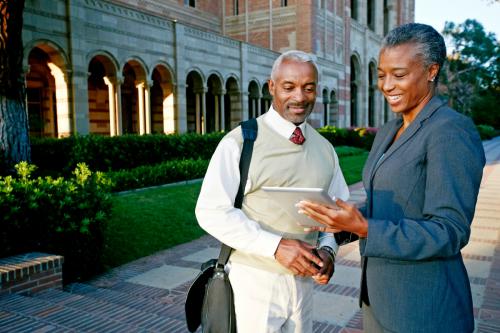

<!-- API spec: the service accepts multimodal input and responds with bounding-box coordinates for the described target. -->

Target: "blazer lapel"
[369,96,447,180]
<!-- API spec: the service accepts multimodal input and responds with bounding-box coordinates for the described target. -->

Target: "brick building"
[22,0,414,138]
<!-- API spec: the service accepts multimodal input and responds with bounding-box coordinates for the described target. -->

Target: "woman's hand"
[296,198,369,238]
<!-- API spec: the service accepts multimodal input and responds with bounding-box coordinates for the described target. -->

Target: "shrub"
[476,124,498,140]
[107,158,210,192]
[318,126,377,149]
[31,133,224,177]
[0,162,112,282]
[27,127,375,180]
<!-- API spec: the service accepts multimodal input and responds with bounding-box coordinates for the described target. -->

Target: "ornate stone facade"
[22,0,414,137]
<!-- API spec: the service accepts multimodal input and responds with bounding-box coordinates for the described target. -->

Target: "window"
[234,0,239,15]
[184,0,195,8]
[384,0,389,35]
[281,0,288,7]
[367,0,375,30]
[351,0,358,20]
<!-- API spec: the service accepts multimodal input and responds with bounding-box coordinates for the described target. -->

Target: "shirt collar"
[263,106,307,140]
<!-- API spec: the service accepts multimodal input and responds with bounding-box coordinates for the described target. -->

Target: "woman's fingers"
[297,202,339,227]
[303,226,341,233]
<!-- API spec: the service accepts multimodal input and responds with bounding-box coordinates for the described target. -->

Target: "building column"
[201,87,207,134]
[214,94,220,131]
[115,76,123,135]
[220,88,226,131]
[162,82,176,134]
[145,80,152,134]
[47,64,71,137]
[194,87,207,134]
[103,76,116,136]
[257,93,262,116]
[136,82,145,135]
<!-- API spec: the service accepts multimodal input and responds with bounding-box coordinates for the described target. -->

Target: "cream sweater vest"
[227,116,336,274]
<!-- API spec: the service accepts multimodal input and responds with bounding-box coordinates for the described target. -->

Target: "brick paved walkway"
[1,137,499,332]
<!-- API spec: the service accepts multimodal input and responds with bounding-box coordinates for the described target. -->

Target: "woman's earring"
[429,77,435,82]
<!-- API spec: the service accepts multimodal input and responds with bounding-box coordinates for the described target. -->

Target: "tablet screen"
[261,186,337,227]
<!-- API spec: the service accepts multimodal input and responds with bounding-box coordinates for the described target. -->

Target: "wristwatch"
[319,246,336,262]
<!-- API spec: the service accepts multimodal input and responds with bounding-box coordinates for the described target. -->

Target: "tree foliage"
[440,19,500,128]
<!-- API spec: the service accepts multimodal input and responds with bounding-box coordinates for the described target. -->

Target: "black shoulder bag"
[185,118,258,333]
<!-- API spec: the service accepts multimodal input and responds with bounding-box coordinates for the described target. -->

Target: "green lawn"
[102,182,204,269]
[102,151,369,269]
[339,151,369,185]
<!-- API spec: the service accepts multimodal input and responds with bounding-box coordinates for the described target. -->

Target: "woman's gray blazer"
[359,96,485,332]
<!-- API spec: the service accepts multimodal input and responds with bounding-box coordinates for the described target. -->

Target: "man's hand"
[312,248,335,285]
[274,239,323,276]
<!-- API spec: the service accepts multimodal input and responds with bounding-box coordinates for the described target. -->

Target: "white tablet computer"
[261,186,337,227]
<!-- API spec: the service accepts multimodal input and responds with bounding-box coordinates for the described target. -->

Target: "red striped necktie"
[290,127,306,145]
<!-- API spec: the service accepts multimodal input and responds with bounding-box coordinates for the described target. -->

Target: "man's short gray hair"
[270,50,319,81]
[382,23,446,83]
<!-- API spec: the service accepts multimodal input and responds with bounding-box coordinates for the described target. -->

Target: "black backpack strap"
[217,118,258,267]
[235,118,257,209]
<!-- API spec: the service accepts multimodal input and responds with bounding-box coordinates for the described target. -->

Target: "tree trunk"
[0,0,30,173]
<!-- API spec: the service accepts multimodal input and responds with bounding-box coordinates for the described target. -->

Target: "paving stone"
[126,264,199,290]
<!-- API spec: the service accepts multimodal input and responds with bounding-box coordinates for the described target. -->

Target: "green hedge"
[0,162,112,282]
[318,126,377,150]
[31,132,224,177]
[28,127,376,178]
[107,159,210,192]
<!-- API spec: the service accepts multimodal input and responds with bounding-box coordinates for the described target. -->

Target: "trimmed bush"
[0,162,112,282]
[107,158,210,192]
[31,133,224,177]
[318,126,377,150]
[29,128,376,178]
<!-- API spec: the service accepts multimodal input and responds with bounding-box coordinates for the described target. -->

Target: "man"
[195,50,349,333]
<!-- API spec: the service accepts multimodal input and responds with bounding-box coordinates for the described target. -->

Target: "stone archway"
[260,83,272,115]
[329,90,339,127]
[186,71,204,133]
[248,80,260,119]
[151,65,175,134]
[121,60,148,134]
[25,45,70,137]
[224,77,242,130]
[87,55,119,136]
[206,74,224,133]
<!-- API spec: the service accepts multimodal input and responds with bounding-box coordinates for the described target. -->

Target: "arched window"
[368,62,377,127]
[350,55,360,127]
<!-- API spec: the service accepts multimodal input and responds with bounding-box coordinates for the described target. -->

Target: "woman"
[298,23,485,332]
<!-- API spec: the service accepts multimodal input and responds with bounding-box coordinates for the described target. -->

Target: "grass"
[102,150,369,270]
[102,182,204,269]
[339,151,369,185]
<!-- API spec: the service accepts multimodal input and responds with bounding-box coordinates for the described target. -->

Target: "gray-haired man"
[196,50,349,332]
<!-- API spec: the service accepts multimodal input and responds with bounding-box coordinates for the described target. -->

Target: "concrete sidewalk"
[85,137,500,332]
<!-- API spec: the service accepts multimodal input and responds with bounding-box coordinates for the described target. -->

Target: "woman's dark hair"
[382,23,446,83]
